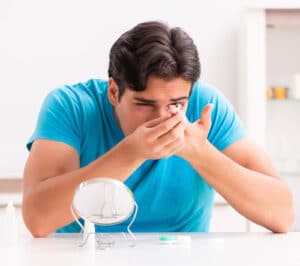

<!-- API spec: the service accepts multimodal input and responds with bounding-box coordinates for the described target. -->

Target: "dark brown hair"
[108,21,200,99]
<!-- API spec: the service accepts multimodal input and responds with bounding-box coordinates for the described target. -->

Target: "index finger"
[147,112,183,140]
[144,114,172,128]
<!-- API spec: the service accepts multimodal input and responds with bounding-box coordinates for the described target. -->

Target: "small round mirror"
[72,177,135,226]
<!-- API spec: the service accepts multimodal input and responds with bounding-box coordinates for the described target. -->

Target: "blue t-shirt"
[27,79,246,233]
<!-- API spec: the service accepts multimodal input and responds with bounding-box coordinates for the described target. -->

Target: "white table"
[1,232,300,266]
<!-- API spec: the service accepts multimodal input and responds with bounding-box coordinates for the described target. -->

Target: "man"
[22,21,294,237]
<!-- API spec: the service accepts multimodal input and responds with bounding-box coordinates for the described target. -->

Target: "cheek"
[119,107,152,135]
[129,109,152,130]
[135,108,153,120]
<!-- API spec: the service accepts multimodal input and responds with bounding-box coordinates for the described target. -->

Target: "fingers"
[144,114,171,128]
[147,112,184,140]
[197,104,213,130]
[148,122,184,158]
[137,111,186,159]
[155,121,185,148]
[160,138,185,158]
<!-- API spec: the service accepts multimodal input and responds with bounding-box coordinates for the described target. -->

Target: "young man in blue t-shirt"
[22,21,294,237]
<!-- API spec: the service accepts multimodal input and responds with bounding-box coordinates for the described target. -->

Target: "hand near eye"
[125,103,212,161]
[125,111,186,160]
[175,104,213,160]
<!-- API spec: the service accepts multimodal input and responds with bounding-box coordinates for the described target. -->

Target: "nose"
[156,106,170,118]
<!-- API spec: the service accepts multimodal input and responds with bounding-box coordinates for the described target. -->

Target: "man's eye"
[169,102,183,110]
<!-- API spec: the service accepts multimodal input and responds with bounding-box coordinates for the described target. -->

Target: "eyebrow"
[133,96,189,104]
[169,96,189,102]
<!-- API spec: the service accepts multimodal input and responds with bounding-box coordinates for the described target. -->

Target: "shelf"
[267,98,300,102]
[0,178,22,193]
[266,9,300,27]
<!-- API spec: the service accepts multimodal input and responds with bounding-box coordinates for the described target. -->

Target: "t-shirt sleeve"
[26,88,81,154]
[207,88,246,151]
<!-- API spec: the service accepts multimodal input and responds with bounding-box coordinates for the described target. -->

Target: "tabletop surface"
[1,232,300,266]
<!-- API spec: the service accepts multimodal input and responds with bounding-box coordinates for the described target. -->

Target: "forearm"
[23,140,143,237]
[186,141,294,233]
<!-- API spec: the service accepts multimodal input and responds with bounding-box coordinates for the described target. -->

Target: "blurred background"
[0,0,299,235]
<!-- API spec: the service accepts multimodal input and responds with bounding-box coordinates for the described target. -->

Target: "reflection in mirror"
[71,177,138,249]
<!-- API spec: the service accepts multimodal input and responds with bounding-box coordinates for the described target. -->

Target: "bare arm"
[176,104,294,233]
[188,137,294,233]
[23,112,185,237]
[22,139,143,237]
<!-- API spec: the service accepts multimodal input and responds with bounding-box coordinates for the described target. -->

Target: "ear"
[107,78,120,106]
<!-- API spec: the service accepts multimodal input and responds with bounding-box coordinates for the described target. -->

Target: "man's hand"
[176,104,213,161]
[125,112,186,160]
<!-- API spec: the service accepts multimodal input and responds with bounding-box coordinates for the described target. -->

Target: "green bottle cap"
[159,235,177,242]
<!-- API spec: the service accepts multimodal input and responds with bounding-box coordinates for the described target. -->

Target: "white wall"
[266,25,300,174]
[0,0,296,176]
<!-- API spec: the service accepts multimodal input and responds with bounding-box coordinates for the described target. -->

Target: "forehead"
[125,77,191,100]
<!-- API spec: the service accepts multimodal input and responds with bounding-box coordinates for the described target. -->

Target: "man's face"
[108,76,192,135]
